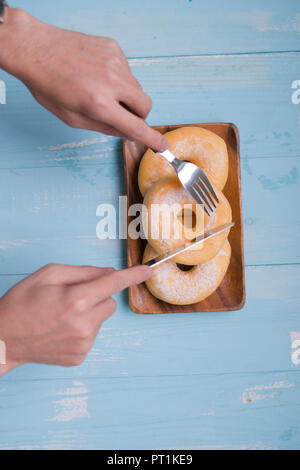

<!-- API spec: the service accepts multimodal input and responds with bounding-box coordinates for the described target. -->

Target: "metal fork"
[154,149,219,215]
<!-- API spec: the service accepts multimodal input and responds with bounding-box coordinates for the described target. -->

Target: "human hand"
[0,8,169,151]
[0,263,152,376]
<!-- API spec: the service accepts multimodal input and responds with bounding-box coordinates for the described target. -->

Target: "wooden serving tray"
[123,123,245,314]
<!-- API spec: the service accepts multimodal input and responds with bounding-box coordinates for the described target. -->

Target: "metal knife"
[143,222,234,268]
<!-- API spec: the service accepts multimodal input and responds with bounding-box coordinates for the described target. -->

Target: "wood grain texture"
[1,263,299,381]
[2,52,300,169]
[13,0,300,57]
[0,0,300,451]
[124,123,245,313]
[0,155,299,272]
[0,263,299,449]
[0,370,300,450]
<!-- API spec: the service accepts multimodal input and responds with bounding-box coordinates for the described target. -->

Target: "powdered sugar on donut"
[138,126,229,196]
[144,240,231,305]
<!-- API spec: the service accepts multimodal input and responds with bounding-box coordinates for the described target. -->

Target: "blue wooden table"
[0,0,300,450]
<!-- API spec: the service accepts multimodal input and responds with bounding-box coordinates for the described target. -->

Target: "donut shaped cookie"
[143,240,231,305]
[142,176,232,265]
[138,126,228,197]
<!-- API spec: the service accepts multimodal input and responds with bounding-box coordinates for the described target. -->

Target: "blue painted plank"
[0,156,299,273]
[0,1,299,451]
[1,53,300,169]
[1,265,299,449]
[0,370,299,449]
[1,264,299,381]
[0,53,299,271]
[12,0,300,57]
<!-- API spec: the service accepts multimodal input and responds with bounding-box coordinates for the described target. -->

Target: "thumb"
[119,264,153,285]
[70,264,153,307]
[98,264,153,298]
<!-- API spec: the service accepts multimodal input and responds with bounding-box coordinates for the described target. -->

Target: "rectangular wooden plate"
[123,123,245,314]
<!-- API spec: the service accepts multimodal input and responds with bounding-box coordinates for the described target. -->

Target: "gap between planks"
[127,50,300,63]
[0,262,300,278]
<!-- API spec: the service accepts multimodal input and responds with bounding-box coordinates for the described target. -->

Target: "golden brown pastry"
[142,176,232,265]
[143,240,231,305]
[138,126,228,197]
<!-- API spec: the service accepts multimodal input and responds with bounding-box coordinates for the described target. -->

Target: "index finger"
[101,103,169,152]
[69,264,152,307]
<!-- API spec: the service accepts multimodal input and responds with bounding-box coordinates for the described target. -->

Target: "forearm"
[1,3,167,153]
[0,6,55,90]
[0,7,28,75]
[0,7,49,89]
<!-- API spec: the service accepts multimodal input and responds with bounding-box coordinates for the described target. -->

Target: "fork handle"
[151,149,176,164]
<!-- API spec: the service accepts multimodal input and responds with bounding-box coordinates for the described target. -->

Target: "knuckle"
[101,297,117,316]
[108,297,117,313]
[76,338,92,354]
[80,89,97,111]
[80,325,93,339]
[67,329,95,355]
[144,94,152,113]
[90,93,110,115]
[67,355,86,367]
[106,37,120,51]
[67,320,92,342]
[68,296,88,314]
[108,55,122,69]
[104,63,119,84]
[41,263,60,278]
[75,320,94,339]
[44,262,57,271]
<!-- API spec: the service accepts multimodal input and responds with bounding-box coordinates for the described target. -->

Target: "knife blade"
[143,222,234,268]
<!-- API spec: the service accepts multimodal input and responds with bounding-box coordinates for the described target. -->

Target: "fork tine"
[188,184,203,205]
[192,182,214,213]
[189,185,210,216]
[199,172,219,204]
[195,177,216,209]
[191,183,213,215]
